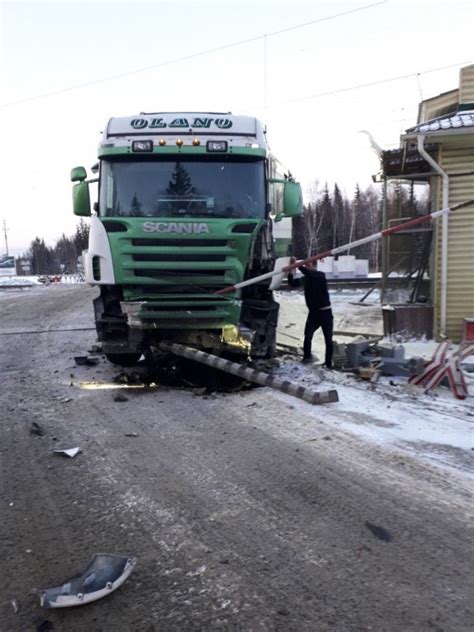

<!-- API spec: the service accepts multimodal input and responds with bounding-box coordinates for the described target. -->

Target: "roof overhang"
[402,127,474,142]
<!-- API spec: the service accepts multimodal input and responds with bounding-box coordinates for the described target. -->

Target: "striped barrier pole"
[214,199,474,295]
[158,341,339,405]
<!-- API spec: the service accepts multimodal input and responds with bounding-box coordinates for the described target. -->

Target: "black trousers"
[303,308,334,367]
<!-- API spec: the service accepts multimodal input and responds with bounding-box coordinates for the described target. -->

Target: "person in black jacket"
[289,258,333,367]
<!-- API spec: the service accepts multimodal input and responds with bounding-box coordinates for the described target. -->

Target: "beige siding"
[418,89,458,123]
[433,145,474,341]
[459,65,474,105]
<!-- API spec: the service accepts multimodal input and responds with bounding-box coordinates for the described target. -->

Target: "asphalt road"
[0,285,472,632]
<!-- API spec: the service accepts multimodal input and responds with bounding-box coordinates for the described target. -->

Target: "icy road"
[0,285,472,632]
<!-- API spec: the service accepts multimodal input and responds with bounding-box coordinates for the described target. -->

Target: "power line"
[1,1,387,108]
[271,60,473,107]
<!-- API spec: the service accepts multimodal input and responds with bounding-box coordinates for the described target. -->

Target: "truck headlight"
[206,141,228,152]
[132,140,153,152]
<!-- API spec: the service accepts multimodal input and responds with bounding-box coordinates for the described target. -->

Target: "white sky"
[1,0,473,254]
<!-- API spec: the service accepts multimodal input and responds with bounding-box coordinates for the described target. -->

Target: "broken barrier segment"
[409,341,474,400]
[158,342,339,405]
[39,554,136,608]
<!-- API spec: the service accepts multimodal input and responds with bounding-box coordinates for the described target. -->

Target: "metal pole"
[214,199,474,296]
[381,177,388,302]
[158,342,339,405]
[2,220,8,255]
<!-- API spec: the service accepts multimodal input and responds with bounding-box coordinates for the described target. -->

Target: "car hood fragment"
[39,554,136,608]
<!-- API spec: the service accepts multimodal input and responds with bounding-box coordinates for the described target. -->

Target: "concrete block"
[317,256,334,274]
[355,259,369,277]
[376,343,405,361]
[337,255,356,274]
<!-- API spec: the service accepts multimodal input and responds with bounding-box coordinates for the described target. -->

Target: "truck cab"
[72,112,302,365]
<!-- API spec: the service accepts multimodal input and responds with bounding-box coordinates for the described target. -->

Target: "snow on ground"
[0,275,40,287]
[1,281,471,477]
[0,275,84,289]
[275,288,474,478]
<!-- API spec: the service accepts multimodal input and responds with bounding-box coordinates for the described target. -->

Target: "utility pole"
[2,220,8,256]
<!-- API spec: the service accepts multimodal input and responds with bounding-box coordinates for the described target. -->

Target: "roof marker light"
[192,138,201,146]
[159,138,166,146]
[176,139,183,146]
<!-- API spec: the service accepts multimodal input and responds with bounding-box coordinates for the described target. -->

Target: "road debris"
[88,344,102,354]
[53,447,81,458]
[39,554,136,608]
[113,393,129,402]
[10,599,18,613]
[35,619,54,632]
[30,421,44,437]
[365,521,392,542]
[74,356,100,366]
[158,342,339,405]
[409,340,474,400]
[124,432,138,437]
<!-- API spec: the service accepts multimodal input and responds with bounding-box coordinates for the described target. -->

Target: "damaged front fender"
[39,554,136,608]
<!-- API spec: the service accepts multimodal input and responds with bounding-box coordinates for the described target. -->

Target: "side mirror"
[71,166,87,182]
[73,181,91,216]
[269,179,303,219]
[283,180,303,217]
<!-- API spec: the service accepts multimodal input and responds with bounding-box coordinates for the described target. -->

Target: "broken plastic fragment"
[53,448,81,458]
[74,356,100,366]
[39,554,136,608]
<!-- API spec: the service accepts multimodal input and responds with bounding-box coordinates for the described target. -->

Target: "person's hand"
[290,256,297,264]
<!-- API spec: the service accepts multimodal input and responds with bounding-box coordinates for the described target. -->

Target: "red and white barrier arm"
[214,199,474,295]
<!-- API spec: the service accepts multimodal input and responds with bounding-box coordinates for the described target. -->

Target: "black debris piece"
[35,619,54,632]
[74,356,100,366]
[30,422,44,437]
[114,393,129,402]
[365,521,393,542]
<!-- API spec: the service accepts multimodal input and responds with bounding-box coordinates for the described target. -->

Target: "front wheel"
[105,352,142,367]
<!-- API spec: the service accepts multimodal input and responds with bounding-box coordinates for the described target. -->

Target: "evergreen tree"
[28,237,52,274]
[166,162,195,196]
[74,219,90,254]
[317,183,334,253]
[130,193,143,216]
[332,184,345,248]
[55,234,78,273]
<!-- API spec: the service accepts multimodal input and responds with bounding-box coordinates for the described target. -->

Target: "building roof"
[405,110,474,136]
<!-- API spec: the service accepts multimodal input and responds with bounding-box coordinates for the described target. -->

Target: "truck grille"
[107,219,259,328]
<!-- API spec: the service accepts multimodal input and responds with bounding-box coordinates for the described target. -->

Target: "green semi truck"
[72,112,302,365]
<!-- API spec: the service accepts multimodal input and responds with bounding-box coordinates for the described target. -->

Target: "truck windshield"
[100,157,266,219]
